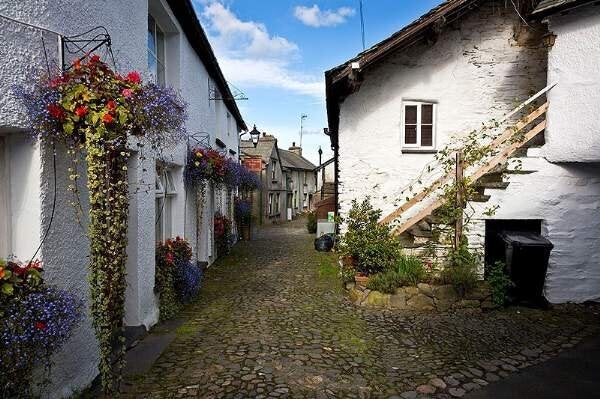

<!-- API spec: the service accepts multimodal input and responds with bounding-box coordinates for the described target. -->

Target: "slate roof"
[532,0,596,16]
[240,136,278,163]
[279,149,316,171]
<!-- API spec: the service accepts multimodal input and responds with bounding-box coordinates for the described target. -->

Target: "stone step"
[475,181,510,190]
[469,194,491,202]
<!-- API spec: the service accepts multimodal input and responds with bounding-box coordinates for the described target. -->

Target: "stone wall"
[347,282,496,312]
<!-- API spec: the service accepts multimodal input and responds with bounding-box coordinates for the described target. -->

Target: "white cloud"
[293,5,355,27]
[197,1,324,100]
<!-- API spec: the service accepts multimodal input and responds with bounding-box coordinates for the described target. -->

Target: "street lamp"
[249,124,260,148]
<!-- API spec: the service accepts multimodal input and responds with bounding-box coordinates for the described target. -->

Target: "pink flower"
[126,71,141,84]
[122,88,133,98]
[166,252,174,264]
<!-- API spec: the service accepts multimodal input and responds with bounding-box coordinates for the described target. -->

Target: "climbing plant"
[16,55,187,393]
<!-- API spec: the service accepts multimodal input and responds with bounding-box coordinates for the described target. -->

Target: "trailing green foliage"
[306,211,317,234]
[339,198,402,275]
[442,241,480,296]
[487,261,513,306]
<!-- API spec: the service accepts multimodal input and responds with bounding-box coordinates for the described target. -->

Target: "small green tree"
[339,198,402,275]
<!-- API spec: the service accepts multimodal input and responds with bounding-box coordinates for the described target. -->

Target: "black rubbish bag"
[314,234,334,252]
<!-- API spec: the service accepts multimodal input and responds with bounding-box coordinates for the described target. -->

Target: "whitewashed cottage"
[0,0,245,396]
[325,0,600,303]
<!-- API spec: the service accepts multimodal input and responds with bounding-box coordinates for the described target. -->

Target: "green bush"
[366,270,402,294]
[306,211,317,234]
[339,198,402,275]
[487,261,513,306]
[396,255,426,286]
[441,241,480,296]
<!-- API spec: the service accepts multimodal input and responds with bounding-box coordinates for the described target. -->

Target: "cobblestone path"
[122,219,600,398]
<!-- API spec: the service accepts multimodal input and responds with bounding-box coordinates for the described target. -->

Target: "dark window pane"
[405,105,417,124]
[405,125,417,144]
[422,104,433,124]
[422,125,433,146]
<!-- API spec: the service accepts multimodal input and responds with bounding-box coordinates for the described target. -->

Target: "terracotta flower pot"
[354,274,369,285]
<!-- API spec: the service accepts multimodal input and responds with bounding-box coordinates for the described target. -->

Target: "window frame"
[155,165,177,243]
[401,101,437,150]
[268,193,274,215]
[148,14,166,86]
[271,160,277,181]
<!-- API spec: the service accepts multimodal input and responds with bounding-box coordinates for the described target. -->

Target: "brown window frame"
[402,101,436,150]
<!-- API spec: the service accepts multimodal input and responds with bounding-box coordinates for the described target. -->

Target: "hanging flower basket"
[15,55,187,394]
[185,146,227,186]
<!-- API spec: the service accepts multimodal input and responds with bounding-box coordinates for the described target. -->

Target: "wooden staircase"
[380,84,554,253]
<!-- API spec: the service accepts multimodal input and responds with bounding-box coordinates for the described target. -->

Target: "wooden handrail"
[392,118,547,236]
[380,102,548,226]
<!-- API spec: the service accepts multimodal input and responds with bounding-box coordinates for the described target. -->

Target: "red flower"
[166,252,174,264]
[75,106,88,117]
[122,88,133,98]
[35,321,46,330]
[107,100,117,111]
[102,113,114,124]
[126,71,141,84]
[73,58,81,69]
[47,104,65,121]
[90,54,101,63]
[49,77,64,88]
[12,266,27,276]
[28,260,42,270]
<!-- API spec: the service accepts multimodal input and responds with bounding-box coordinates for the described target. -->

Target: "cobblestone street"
[121,219,600,398]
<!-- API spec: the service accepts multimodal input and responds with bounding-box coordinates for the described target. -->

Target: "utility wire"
[359,0,366,50]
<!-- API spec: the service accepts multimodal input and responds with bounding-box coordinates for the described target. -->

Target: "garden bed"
[346,281,497,312]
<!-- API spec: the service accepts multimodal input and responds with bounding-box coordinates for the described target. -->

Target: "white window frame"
[401,101,437,150]
[268,193,274,215]
[0,136,10,258]
[148,14,166,86]
[155,165,177,242]
[271,160,277,181]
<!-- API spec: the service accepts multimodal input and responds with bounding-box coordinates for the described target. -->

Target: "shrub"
[442,241,480,296]
[487,261,513,306]
[214,214,232,257]
[173,261,203,304]
[155,237,194,320]
[306,211,317,234]
[396,255,426,286]
[234,198,252,225]
[0,259,83,397]
[339,198,402,275]
[366,270,403,294]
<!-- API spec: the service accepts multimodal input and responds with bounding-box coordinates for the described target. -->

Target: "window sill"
[401,148,437,154]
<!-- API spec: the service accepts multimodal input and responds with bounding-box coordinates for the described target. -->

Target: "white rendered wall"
[465,156,600,303]
[543,6,600,162]
[337,3,547,221]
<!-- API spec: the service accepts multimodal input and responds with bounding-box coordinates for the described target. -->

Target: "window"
[148,14,166,86]
[293,190,297,208]
[0,137,9,258]
[155,166,176,242]
[303,193,308,208]
[226,113,231,137]
[402,102,435,149]
[271,160,277,181]
[268,193,273,215]
[275,193,280,214]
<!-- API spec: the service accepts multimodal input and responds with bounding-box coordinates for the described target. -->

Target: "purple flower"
[173,261,203,304]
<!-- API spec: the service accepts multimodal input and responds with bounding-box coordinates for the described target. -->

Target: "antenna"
[300,114,308,148]
[359,0,366,50]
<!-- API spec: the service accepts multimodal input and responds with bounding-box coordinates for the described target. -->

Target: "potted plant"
[234,198,252,241]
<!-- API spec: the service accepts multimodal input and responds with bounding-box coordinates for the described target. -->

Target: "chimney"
[289,142,302,157]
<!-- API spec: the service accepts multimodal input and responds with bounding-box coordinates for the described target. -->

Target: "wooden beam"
[380,102,547,226]
[393,119,547,236]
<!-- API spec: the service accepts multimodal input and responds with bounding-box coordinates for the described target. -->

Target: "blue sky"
[192,0,443,164]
